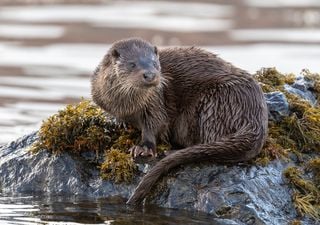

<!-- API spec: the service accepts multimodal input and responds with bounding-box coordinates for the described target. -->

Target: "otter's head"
[104,38,161,89]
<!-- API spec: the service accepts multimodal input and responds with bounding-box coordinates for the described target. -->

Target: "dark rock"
[264,91,289,121]
[0,132,308,225]
[0,133,136,198]
[150,161,296,225]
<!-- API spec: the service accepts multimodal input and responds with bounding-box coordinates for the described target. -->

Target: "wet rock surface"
[151,161,298,225]
[0,133,136,198]
[0,132,313,225]
[264,91,289,121]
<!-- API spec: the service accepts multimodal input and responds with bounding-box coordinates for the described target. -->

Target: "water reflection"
[0,194,218,225]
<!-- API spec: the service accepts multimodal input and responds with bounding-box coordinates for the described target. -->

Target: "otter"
[91,38,268,205]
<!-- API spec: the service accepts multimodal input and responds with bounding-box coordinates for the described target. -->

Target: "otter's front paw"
[129,145,157,158]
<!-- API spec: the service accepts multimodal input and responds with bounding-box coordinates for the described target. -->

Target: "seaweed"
[284,166,320,219]
[289,219,302,225]
[254,67,295,92]
[30,99,140,183]
[254,68,320,166]
[100,149,137,183]
[302,69,320,102]
[306,157,320,188]
[254,135,288,166]
[30,100,115,154]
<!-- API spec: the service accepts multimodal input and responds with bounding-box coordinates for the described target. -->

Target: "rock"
[264,73,319,122]
[264,91,289,121]
[150,161,297,225]
[284,75,317,105]
[0,132,136,198]
[0,132,309,225]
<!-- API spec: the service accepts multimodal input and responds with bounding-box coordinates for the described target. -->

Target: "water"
[0,194,217,225]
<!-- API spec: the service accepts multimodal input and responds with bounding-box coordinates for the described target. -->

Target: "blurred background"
[0,0,319,144]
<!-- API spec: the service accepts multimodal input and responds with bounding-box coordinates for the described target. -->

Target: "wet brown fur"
[91,38,268,205]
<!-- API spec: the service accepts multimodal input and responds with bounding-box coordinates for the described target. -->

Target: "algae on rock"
[254,68,320,160]
[254,68,320,221]
[30,100,115,154]
[30,99,139,183]
[284,166,320,219]
[100,149,137,183]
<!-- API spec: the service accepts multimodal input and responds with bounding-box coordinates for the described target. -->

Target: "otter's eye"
[129,62,136,69]
[153,61,158,68]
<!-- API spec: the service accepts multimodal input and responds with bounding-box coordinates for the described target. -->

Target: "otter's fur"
[91,38,268,205]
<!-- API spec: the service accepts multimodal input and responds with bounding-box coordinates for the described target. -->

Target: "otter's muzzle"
[143,72,156,82]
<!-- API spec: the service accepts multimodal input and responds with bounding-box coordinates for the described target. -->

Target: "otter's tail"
[127,129,265,205]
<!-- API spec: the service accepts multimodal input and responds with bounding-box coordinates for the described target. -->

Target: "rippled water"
[0,194,217,225]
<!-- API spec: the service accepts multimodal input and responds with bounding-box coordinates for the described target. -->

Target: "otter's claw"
[129,145,157,158]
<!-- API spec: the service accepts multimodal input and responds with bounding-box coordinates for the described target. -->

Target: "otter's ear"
[154,46,158,55]
[111,49,120,58]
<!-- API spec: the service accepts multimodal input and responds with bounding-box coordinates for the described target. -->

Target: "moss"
[284,166,320,219]
[100,149,137,183]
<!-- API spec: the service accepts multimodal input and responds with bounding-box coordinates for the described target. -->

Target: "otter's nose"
[143,72,156,82]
